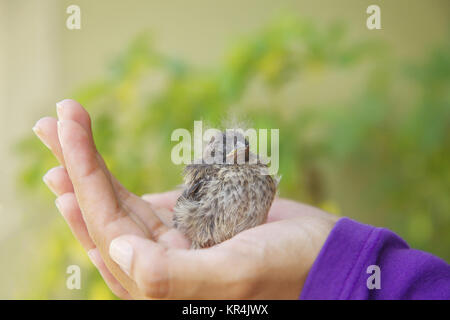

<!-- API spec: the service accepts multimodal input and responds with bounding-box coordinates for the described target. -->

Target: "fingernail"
[55,198,62,212]
[43,167,63,195]
[57,120,63,136]
[43,174,56,195]
[56,100,65,118]
[87,248,100,268]
[32,125,51,149]
[109,238,133,276]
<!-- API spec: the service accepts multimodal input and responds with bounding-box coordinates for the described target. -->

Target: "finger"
[151,207,174,228]
[57,117,163,297]
[141,191,182,227]
[43,166,74,196]
[57,119,149,239]
[43,166,90,248]
[56,99,93,139]
[56,100,188,297]
[109,235,238,299]
[33,101,165,239]
[32,104,93,167]
[32,113,161,232]
[55,192,96,251]
[56,100,169,239]
[33,117,66,165]
[142,190,181,210]
[88,248,131,300]
[44,164,131,299]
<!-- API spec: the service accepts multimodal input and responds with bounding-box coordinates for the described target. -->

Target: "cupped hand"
[33,99,337,299]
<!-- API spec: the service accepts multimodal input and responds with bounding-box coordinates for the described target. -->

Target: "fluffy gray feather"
[173,129,278,249]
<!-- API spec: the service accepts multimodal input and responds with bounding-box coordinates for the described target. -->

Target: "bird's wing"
[182,164,218,202]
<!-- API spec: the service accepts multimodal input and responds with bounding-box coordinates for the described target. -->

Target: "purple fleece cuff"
[299,217,450,300]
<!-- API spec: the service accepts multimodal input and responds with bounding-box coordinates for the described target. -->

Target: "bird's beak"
[226,149,237,158]
[226,145,249,162]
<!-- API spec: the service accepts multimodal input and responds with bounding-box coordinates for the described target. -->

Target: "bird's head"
[225,141,249,164]
[202,130,255,165]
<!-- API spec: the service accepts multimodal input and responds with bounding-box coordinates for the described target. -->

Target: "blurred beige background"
[0,0,448,298]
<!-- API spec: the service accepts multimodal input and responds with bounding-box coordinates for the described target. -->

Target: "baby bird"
[173,129,278,249]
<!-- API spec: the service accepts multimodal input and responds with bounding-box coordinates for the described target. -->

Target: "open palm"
[33,99,336,299]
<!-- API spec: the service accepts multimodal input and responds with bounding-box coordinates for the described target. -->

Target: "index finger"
[57,117,162,246]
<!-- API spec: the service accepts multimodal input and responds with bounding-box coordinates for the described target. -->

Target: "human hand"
[33,99,338,299]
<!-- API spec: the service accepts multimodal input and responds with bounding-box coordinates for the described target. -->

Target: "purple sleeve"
[300,217,450,300]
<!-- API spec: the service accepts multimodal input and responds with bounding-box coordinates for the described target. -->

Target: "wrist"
[251,215,337,299]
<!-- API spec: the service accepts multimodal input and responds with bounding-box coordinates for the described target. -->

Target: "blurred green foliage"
[16,16,449,299]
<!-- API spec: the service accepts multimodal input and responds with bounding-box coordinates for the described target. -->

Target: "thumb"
[108,235,230,299]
